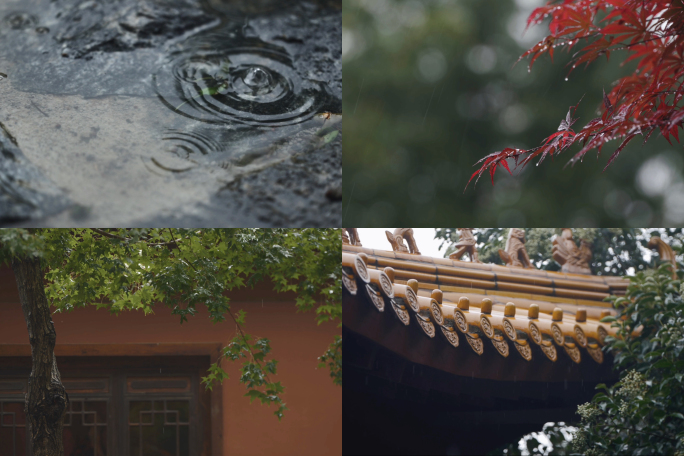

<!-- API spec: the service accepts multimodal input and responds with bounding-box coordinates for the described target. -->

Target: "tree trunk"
[12,255,67,456]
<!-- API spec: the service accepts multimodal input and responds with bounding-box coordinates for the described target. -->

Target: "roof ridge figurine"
[499,228,535,269]
[648,235,677,279]
[385,228,421,255]
[552,228,592,275]
[448,229,481,263]
[342,228,362,246]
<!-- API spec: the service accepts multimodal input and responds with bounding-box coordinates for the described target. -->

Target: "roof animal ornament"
[647,236,677,279]
[552,229,592,275]
[448,229,481,263]
[342,228,362,246]
[385,228,421,255]
[499,228,535,269]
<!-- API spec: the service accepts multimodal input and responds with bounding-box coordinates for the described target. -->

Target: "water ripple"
[154,33,333,127]
[162,129,222,159]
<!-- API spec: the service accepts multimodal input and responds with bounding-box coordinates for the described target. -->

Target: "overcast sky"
[356,229,448,258]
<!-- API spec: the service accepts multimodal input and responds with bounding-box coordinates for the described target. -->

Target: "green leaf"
[235,309,247,326]
[652,358,673,369]
[245,389,266,404]
[201,87,219,96]
[322,130,339,145]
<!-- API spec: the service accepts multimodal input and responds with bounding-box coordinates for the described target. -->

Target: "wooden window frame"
[0,343,223,456]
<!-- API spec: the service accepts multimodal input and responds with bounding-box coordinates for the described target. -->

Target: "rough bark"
[12,255,67,456]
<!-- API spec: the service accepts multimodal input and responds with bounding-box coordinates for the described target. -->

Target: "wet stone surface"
[0,0,341,226]
[0,123,69,221]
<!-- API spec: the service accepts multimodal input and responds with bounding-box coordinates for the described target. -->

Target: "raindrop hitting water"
[163,129,222,158]
[243,67,271,91]
[146,128,225,173]
[154,33,334,127]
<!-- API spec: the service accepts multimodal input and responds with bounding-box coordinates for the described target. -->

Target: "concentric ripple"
[162,129,222,159]
[155,37,333,126]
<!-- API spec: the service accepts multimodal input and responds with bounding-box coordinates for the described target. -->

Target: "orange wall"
[0,268,341,456]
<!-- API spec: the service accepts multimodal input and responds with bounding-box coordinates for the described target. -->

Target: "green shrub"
[500,259,684,455]
[572,262,684,455]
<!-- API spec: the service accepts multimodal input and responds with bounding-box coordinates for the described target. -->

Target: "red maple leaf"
[468,0,684,189]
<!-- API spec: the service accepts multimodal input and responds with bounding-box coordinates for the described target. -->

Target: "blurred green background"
[342,0,684,227]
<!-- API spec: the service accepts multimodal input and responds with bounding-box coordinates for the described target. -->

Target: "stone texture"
[0,123,69,221]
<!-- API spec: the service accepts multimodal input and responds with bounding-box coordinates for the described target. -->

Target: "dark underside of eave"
[342,294,619,456]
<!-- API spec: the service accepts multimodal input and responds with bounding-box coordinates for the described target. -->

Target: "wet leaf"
[468,0,684,188]
[201,87,220,96]
[322,130,339,145]
[603,88,614,115]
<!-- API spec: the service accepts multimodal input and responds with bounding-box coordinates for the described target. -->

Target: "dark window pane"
[129,400,190,456]
[129,401,152,425]
[63,400,107,456]
[166,402,189,423]
[0,402,26,456]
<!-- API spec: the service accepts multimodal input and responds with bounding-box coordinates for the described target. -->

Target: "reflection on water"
[155,34,333,126]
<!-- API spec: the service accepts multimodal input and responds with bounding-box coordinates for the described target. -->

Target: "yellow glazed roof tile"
[342,245,628,370]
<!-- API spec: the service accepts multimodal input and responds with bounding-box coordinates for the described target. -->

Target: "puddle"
[0,0,341,226]
[156,33,336,126]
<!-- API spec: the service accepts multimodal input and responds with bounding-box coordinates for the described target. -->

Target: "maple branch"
[211,229,274,385]
[224,306,274,385]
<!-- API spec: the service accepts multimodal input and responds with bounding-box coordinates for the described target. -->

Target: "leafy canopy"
[0,228,342,420]
[468,0,684,189]
[570,259,684,455]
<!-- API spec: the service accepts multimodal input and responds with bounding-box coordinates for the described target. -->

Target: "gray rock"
[54,0,218,59]
[244,3,342,107]
[0,0,218,97]
[214,122,342,227]
[0,123,70,221]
